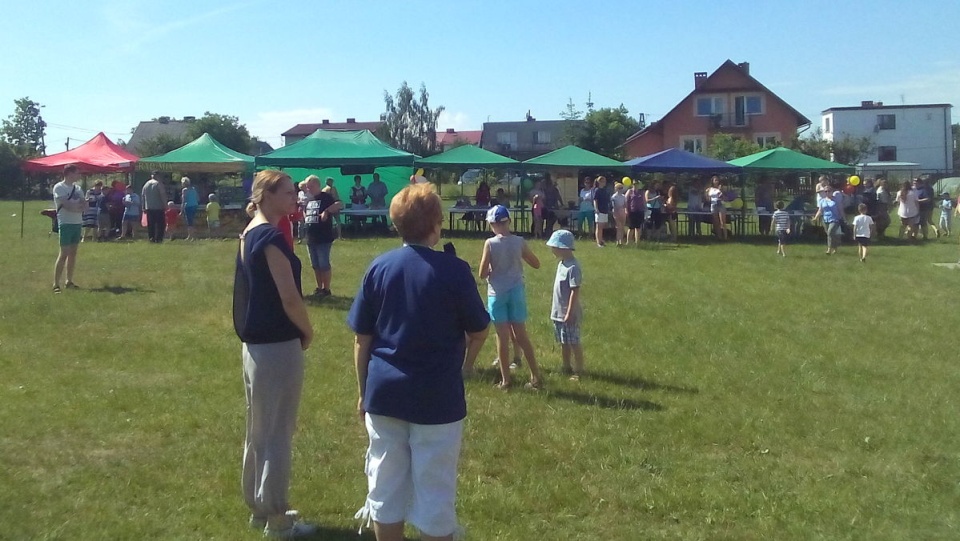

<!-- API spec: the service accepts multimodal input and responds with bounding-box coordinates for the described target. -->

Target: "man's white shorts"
[595,212,609,224]
[357,413,463,537]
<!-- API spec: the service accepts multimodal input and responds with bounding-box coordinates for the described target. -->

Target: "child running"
[772,200,791,257]
[939,192,952,237]
[546,229,584,380]
[852,203,875,262]
[477,205,543,390]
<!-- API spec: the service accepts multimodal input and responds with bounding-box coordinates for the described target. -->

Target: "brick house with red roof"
[622,60,811,158]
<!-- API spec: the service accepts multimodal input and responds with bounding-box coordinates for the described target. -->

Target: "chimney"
[694,72,708,88]
[346,118,356,123]
[860,101,875,108]
[875,101,883,107]
[158,116,170,124]
[737,62,750,74]
[446,128,455,133]
[322,119,330,124]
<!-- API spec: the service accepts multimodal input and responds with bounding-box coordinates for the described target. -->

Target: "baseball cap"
[486,205,510,223]
[546,229,575,250]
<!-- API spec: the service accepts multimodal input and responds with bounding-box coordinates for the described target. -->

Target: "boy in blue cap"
[478,205,543,389]
[546,229,584,379]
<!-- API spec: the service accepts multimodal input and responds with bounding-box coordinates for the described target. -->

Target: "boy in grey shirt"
[477,205,543,389]
[546,229,584,379]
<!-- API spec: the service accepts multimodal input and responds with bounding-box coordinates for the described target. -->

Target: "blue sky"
[2,0,958,152]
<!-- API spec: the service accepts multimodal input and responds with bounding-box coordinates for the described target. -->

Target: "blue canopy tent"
[624,148,742,173]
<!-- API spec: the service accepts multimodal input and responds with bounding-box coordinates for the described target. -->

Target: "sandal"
[524,380,544,391]
[52,285,61,294]
[494,381,511,391]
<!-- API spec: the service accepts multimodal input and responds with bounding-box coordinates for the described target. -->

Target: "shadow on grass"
[546,389,664,411]
[88,285,156,295]
[579,371,699,394]
[296,525,376,540]
[305,294,354,311]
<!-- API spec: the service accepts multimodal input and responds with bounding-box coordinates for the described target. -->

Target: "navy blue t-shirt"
[347,245,490,425]
[305,191,336,245]
[234,224,303,344]
[594,187,610,213]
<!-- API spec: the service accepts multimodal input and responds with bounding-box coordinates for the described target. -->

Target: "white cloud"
[437,111,473,131]
[248,108,335,147]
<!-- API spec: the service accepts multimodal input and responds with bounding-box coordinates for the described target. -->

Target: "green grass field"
[2,200,959,540]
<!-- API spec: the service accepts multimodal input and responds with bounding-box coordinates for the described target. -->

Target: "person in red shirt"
[164,201,180,240]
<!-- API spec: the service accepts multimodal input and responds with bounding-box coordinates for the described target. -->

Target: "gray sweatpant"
[242,338,305,518]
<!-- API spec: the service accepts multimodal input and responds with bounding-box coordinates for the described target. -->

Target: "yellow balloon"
[849,175,861,186]
[416,168,425,177]
[622,177,632,187]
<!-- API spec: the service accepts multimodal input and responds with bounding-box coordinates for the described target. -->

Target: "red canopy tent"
[22,132,138,173]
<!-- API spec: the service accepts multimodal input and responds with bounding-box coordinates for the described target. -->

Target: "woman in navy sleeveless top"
[233,170,317,538]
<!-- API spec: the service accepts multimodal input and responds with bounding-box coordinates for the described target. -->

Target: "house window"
[824,117,831,133]
[533,131,551,144]
[877,114,896,130]
[696,97,725,116]
[496,131,517,149]
[745,96,762,114]
[755,134,779,147]
[878,146,897,161]
[680,136,705,154]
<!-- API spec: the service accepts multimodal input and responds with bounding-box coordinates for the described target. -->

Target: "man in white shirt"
[52,165,85,293]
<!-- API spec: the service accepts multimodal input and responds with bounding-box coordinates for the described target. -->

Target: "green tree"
[788,128,832,160]
[706,133,761,161]
[558,98,585,145]
[571,105,639,160]
[0,140,25,198]
[831,135,874,166]
[378,82,444,156]
[134,132,188,157]
[789,127,874,165]
[1,97,46,157]
[184,112,252,154]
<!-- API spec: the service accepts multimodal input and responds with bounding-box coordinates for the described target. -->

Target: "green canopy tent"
[137,133,255,173]
[728,147,854,173]
[416,144,520,199]
[416,144,519,168]
[255,130,418,209]
[521,145,628,204]
[255,129,416,168]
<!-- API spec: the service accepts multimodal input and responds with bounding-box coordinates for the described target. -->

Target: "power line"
[45,122,129,137]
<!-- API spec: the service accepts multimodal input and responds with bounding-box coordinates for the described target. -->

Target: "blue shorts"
[776,230,788,244]
[487,285,528,323]
[577,210,595,227]
[307,242,332,270]
[183,206,198,226]
[553,320,581,345]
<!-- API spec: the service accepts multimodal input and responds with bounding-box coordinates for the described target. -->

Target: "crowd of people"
[47,162,959,539]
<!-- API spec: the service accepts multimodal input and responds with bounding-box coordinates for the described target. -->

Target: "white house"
[821,101,953,173]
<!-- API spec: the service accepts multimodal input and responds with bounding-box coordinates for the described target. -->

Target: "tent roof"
[416,144,518,168]
[728,147,854,172]
[522,145,627,170]
[138,133,255,173]
[255,129,416,168]
[22,132,138,174]
[625,147,742,173]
